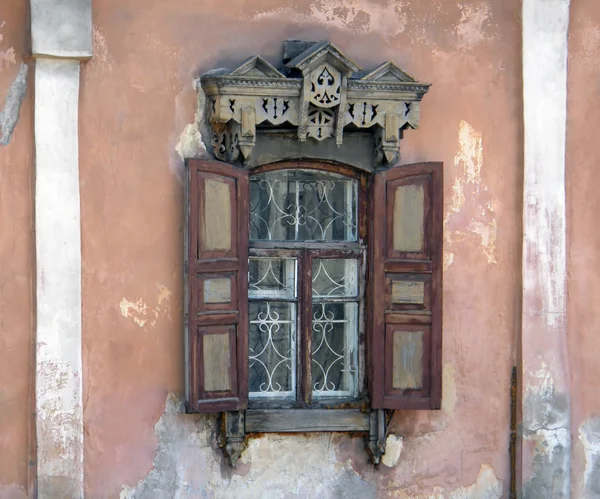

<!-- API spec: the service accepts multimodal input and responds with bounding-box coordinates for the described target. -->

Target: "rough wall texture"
[79,0,522,497]
[0,2,33,499]
[566,1,600,497]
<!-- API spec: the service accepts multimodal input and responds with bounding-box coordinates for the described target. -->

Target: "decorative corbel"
[380,113,401,165]
[211,122,240,163]
[365,409,387,464]
[223,411,246,467]
[238,107,256,162]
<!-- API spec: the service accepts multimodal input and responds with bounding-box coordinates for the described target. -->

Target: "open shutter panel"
[369,162,443,410]
[185,159,249,413]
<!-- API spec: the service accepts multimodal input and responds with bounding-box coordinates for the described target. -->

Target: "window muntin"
[311,259,358,398]
[249,169,358,242]
[248,258,297,399]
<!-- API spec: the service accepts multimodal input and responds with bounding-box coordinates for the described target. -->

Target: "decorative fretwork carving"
[200,41,430,167]
[307,105,335,141]
[309,65,341,108]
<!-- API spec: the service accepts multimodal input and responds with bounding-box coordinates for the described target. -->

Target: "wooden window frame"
[247,162,369,412]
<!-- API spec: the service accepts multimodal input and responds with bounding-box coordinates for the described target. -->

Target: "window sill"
[246,408,370,433]
[222,408,389,467]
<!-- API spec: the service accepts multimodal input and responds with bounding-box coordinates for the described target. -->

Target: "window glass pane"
[250,169,357,241]
[312,259,358,299]
[249,258,296,299]
[249,302,296,399]
[312,302,358,398]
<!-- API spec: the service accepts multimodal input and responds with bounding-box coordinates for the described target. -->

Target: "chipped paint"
[0,21,16,71]
[444,121,497,267]
[442,362,457,415]
[175,80,207,161]
[120,393,377,498]
[455,3,495,51]
[381,434,403,468]
[251,0,408,38]
[468,218,497,264]
[579,416,600,497]
[92,26,113,72]
[119,284,172,328]
[522,363,571,497]
[0,63,28,146]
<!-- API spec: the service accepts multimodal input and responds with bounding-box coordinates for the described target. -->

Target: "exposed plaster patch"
[175,80,208,161]
[92,25,113,72]
[449,464,502,499]
[0,21,16,71]
[444,121,497,267]
[381,434,403,467]
[251,0,408,38]
[579,416,600,498]
[468,218,497,265]
[455,3,496,51]
[121,393,377,498]
[442,362,457,415]
[522,362,571,498]
[119,284,172,328]
[0,63,28,146]
[387,464,501,498]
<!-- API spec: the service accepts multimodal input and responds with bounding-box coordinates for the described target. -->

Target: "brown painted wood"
[246,409,370,432]
[300,250,312,406]
[186,159,249,413]
[369,162,443,410]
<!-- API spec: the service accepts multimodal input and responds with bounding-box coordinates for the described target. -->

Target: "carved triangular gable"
[200,41,431,168]
[361,61,416,83]
[230,56,286,78]
[285,42,360,76]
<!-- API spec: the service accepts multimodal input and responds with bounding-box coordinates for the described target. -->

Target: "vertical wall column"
[30,1,91,497]
[521,1,571,497]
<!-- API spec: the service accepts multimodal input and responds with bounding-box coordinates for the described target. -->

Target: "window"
[247,168,364,407]
[184,159,443,416]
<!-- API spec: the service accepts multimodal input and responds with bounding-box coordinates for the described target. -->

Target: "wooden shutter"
[369,162,443,410]
[185,159,249,412]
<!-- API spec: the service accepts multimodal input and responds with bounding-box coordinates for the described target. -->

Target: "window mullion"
[299,249,313,406]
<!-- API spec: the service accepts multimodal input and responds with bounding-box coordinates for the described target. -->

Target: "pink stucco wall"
[0,2,33,498]
[5,0,600,497]
[567,1,600,497]
[79,1,521,496]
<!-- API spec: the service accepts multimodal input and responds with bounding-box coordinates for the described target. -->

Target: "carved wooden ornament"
[200,42,430,167]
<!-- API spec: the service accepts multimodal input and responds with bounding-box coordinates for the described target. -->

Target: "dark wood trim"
[251,160,365,180]
[300,250,312,406]
[246,409,370,433]
[236,169,250,408]
[196,311,239,325]
[368,170,386,408]
[186,159,249,413]
[370,162,443,411]
[384,312,432,325]
[384,260,432,273]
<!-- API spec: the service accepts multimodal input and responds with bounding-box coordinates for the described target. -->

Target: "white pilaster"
[31,0,91,496]
[521,0,571,497]
[35,58,83,498]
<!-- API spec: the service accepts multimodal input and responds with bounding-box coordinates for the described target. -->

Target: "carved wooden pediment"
[200,41,430,167]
